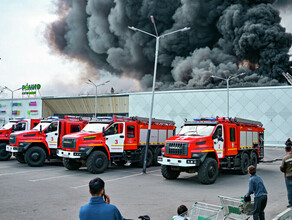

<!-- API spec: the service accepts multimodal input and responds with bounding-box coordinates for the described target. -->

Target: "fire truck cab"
[158,117,264,184]
[0,118,40,161]
[6,116,87,166]
[57,116,176,174]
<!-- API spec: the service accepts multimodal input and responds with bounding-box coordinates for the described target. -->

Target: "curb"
[262,158,283,163]
[272,208,292,220]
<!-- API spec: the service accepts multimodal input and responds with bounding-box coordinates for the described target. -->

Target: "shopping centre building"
[0,85,291,146]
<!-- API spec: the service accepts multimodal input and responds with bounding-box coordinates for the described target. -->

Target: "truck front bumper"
[56,149,85,159]
[6,145,24,153]
[157,156,200,167]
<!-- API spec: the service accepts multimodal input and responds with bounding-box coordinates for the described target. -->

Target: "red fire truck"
[0,118,40,161]
[57,116,176,174]
[6,116,88,166]
[158,117,264,184]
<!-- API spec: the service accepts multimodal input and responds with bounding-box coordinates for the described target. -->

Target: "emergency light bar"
[47,116,59,120]
[193,117,216,121]
[96,117,113,120]
[14,117,24,120]
[65,115,81,119]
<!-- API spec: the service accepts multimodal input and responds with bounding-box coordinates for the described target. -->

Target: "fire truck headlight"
[157,156,163,162]
[191,153,205,158]
[186,160,198,165]
[79,147,90,152]
[19,142,29,147]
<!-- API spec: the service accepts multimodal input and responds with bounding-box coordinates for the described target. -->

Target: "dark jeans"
[285,177,292,206]
[253,195,267,220]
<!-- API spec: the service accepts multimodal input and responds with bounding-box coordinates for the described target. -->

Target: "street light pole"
[129,16,190,173]
[86,80,110,118]
[227,78,230,118]
[4,86,22,119]
[211,72,245,118]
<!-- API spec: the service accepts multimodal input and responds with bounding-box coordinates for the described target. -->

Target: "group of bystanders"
[78,138,292,220]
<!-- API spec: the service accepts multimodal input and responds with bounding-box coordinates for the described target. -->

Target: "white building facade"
[0,98,42,126]
[0,86,291,146]
[129,86,292,146]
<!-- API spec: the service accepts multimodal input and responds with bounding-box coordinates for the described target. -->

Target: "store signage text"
[22,84,41,95]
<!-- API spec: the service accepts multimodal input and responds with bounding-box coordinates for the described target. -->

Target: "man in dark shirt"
[280,145,292,208]
[79,177,124,220]
[286,138,292,147]
[245,165,267,220]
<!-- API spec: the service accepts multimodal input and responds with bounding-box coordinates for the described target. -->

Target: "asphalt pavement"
[0,147,288,219]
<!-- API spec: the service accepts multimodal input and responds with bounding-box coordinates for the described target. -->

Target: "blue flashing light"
[96,117,113,120]
[193,117,216,121]
[205,117,216,121]
[15,117,25,120]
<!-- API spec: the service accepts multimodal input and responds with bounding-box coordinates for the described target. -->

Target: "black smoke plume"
[46,0,292,91]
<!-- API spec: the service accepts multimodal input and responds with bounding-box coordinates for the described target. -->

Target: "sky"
[0,0,142,98]
[0,0,291,99]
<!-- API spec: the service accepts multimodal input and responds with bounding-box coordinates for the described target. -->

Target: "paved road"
[0,147,287,219]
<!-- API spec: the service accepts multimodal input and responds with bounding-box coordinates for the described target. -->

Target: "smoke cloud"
[45,0,292,91]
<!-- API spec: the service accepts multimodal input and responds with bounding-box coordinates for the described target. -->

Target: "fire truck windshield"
[82,123,109,133]
[179,125,215,136]
[32,122,51,131]
[1,122,18,130]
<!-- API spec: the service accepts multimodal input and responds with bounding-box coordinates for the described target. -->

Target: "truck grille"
[62,138,76,149]
[165,142,188,156]
[9,135,17,145]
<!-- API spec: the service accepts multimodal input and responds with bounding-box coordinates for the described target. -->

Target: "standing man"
[245,165,267,220]
[286,138,292,147]
[79,177,124,220]
[280,145,292,208]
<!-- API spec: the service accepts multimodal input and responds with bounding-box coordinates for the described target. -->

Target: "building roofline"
[128,85,292,96]
[41,93,129,100]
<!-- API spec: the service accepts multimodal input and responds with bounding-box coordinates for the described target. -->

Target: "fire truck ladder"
[282,72,292,85]
[113,115,135,122]
[113,115,175,125]
[234,117,263,126]
[64,115,86,121]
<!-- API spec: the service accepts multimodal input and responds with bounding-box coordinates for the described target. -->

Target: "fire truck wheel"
[198,157,218,184]
[153,147,162,166]
[240,153,250,175]
[0,143,12,161]
[161,165,180,179]
[25,146,46,167]
[86,151,108,174]
[15,153,26,163]
[63,158,82,170]
[250,151,258,168]
[138,148,153,168]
